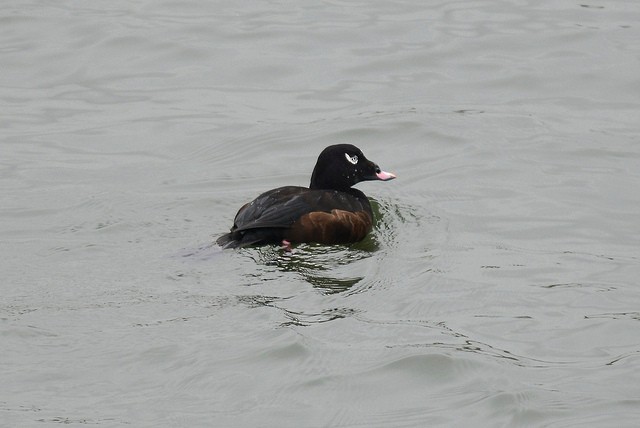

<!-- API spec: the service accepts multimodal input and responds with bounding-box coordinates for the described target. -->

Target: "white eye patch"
[345,153,358,165]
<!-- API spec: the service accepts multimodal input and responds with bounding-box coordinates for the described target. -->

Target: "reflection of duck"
[217,144,395,248]
[267,244,369,293]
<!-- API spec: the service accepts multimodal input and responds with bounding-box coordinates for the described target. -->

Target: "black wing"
[232,186,326,231]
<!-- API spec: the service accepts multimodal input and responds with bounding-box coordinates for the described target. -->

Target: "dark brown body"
[289,208,371,244]
[216,186,373,248]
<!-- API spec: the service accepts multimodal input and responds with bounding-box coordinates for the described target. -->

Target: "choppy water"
[2,0,640,426]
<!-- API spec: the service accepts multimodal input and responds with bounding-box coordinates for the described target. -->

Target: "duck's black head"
[309,144,396,191]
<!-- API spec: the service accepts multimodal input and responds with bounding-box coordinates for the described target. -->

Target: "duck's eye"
[345,153,358,165]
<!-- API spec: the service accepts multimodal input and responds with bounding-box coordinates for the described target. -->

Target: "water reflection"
[251,243,374,294]
[281,307,358,327]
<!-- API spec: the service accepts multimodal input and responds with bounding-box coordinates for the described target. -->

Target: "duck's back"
[216,186,373,248]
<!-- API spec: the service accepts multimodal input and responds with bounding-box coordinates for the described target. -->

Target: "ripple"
[248,244,373,294]
[4,0,640,426]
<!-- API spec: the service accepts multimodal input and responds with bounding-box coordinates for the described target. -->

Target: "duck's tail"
[216,228,284,249]
[216,232,241,249]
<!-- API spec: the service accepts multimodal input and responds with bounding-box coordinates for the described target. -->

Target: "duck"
[216,144,395,248]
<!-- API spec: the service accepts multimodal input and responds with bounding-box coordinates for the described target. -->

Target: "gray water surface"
[2,1,640,427]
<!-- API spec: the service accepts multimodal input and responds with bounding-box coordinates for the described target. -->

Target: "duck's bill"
[376,170,396,181]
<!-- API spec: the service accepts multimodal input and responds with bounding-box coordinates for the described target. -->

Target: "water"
[2,0,640,426]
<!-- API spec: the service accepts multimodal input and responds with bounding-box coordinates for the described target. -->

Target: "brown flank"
[288,209,372,244]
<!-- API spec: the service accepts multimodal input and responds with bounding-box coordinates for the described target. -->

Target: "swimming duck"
[217,144,395,248]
